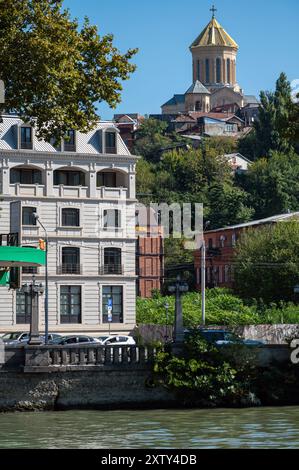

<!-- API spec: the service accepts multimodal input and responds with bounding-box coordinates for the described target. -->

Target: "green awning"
[0,246,46,267]
[0,270,10,286]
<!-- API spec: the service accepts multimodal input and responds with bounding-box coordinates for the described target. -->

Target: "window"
[62,208,80,227]
[20,127,33,149]
[54,170,85,186]
[195,101,202,111]
[103,248,122,275]
[227,59,231,83]
[105,132,117,154]
[61,247,80,274]
[60,286,81,324]
[10,168,42,185]
[64,130,76,152]
[226,124,234,133]
[197,60,201,81]
[103,209,121,229]
[102,286,123,323]
[205,59,210,83]
[16,291,32,324]
[97,172,117,188]
[231,233,237,247]
[208,238,213,249]
[22,207,36,226]
[216,58,221,83]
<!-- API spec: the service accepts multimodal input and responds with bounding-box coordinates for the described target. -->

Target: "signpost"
[107,297,113,335]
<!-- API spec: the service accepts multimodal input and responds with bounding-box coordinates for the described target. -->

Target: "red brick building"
[114,114,144,152]
[194,212,299,291]
[135,209,164,298]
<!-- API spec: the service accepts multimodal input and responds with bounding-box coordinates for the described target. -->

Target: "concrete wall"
[0,369,175,411]
[136,324,299,345]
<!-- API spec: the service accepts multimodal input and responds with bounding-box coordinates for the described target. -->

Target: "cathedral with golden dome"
[162,6,255,115]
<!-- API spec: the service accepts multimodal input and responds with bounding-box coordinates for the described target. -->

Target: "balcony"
[99,264,124,276]
[10,184,46,197]
[20,141,33,150]
[64,143,76,152]
[96,187,128,200]
[57,264,82,275]
[53,185,88,198]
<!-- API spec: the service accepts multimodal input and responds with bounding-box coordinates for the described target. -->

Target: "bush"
[137,288,299,326]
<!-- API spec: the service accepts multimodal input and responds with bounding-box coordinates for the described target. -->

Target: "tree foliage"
[234,221,299,303]
[238,73,296,159]
[237,151,299,219]
[0,0,137,141]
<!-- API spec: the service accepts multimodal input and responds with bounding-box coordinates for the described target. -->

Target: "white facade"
[0,115,138,335]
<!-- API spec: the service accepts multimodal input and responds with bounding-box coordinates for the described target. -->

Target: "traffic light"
[39,239,46,251]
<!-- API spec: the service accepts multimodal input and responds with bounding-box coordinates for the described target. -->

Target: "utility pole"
[201,237,206,326]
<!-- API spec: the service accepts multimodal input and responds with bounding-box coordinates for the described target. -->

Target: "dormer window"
[105,131,117,154]
[20,126,33,150]
[64,130,76,152]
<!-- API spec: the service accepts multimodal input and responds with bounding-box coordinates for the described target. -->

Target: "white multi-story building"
[0,114,138,335]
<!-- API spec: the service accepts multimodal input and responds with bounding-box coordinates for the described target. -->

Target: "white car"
[97,335,136,346]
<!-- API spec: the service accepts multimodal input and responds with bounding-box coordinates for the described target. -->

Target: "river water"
[0,407,299,449]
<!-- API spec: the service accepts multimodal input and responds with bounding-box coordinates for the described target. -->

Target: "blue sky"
[64,0,299,120]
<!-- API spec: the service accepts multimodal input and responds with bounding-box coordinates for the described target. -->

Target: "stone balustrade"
[2,344,157,373]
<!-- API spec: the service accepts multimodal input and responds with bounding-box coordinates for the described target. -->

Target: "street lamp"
[33,214,49,344]
[21,275,44,345]
[168,275,189,346]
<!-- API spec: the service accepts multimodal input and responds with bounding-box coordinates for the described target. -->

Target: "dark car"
[48,335,101,345]
[186,328,265,347]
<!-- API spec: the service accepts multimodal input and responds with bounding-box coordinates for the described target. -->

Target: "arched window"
[197,60,201,81]
[54,169,86,186]
[227,59,231,83]
[10,167,42,185]
[205,58,210,83]
[97,170,128,188]
[195,101,202,111]
[216,58,221,83]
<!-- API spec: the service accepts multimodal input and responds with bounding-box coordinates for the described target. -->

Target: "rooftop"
[205,212,299,234]
[190,17,238,49]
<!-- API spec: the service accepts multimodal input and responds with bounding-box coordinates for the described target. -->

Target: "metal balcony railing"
[57,264,82,275]
[64,143,76,152]
[20,141,33,150]
[105,146,117,154]
[99,264,124,275]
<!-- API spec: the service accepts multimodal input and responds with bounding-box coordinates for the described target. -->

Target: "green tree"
[0,0,137,141]
[206,182,254,229]
[133,118,173,163]
[256,74,294,158]
[237,151,299,219]
[234,220,299,303]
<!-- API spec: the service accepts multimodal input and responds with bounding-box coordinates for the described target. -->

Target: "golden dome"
[190,18,238,49]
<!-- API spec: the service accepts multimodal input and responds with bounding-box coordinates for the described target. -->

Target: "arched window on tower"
[205,58,210,83]
[216,58,221,83]
[227,59,231,83]
[197,60,201,81]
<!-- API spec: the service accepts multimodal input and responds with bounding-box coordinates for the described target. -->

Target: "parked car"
[48,335,101,345]
[185,329,265,347]
[1,332,30,345]
[97,335,136,346]
[1,332,62,346]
